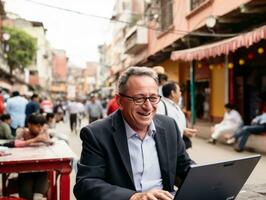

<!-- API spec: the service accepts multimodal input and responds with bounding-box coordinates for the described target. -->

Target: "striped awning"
[171,25,266,61]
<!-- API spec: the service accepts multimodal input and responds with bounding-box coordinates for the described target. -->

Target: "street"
[55,118,266,199]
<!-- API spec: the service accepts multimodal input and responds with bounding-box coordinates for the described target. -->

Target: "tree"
[3,26,37,75]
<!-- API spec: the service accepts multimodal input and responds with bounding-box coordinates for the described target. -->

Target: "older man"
[157,81,197,149]
[74,66,193,200]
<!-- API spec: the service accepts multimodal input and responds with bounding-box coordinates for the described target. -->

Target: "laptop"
[174,154,261,200]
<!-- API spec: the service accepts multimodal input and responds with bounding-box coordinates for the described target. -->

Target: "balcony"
[124,26,147,54]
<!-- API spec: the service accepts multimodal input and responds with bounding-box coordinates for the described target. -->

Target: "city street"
[2,1,266,199]
[56,118,266,199]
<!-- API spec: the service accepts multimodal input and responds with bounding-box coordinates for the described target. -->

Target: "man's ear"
[115,94,122,107]
[170,90,175,97]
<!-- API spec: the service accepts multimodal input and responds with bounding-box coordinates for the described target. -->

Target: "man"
[15,113,51,199]
[226,111,266,152]
[6,91,28,135]
[68,99,79,133]
[25,93,40,125]
[0,89,5,115]
[157,81,197,149]
[152,66,168,96]
[0,114,14,139]
[208,103,243,144]
[74,67,194,200]
[86,95,104,123]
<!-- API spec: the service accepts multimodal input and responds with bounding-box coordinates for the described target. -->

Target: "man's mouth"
[138,112,151,117]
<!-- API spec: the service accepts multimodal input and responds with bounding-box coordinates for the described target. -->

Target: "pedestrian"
[226,111,266,152]
[68,99,79,134]
[6,91,28,136]
[74,66,194,200]
[0,114,14,139]
[152,66,168,96]
[53,99,65,122]
[0,89,5,115]
[25,93,40,125]
[208,103,243,144]
[106,95,119,115]
[157,81,197,149]
[86,95,104,123]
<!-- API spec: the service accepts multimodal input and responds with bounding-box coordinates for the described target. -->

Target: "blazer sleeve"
[74,126,136,200]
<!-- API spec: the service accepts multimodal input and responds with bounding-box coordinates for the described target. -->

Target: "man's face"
[91,96,96,103]
[172,84,182,104]
[28,123,44,136]
[117,75,158,133]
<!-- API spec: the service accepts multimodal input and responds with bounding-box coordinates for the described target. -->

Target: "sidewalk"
[191,119,214,139]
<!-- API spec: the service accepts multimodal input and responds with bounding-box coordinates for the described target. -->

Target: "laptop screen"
[174,155,261,200]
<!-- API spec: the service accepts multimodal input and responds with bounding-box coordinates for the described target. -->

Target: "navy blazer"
[74,110,193,200]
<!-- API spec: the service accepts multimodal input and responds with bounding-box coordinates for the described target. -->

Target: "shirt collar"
[123,118,156,139]
[164,98,177,106]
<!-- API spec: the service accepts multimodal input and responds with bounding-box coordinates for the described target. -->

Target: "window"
[160,0,173,30]
[190,0,207,10]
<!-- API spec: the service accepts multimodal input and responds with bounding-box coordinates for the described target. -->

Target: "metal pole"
[190,60,196,126]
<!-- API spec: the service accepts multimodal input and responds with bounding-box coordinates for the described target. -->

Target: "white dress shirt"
[124,120,163,192]
[157,98,186,136]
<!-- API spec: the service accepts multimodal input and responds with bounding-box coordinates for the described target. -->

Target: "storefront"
[171,25,266,123]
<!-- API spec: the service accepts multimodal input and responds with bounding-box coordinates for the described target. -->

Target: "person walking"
[68,100,79,134]
[86,95,104,123]
[6,91,28,136]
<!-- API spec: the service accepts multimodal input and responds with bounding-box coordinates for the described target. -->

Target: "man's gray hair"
[117,66,159,94]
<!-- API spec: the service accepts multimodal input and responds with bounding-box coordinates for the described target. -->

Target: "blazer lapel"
[154,120,171,191]
[111,110,135,187]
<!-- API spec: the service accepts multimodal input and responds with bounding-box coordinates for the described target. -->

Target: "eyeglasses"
[119,93,161,105]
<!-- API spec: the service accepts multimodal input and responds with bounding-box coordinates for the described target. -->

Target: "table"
[0,140,76,200]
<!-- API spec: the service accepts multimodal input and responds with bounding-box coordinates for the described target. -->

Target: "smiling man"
[74,66,194,200]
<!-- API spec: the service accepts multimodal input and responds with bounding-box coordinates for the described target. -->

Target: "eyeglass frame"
[119,93,161,105]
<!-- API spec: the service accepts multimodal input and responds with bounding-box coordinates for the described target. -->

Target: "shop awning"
[171,25,266,62]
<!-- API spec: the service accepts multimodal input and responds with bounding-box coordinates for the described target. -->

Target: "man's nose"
[142,98,153,108]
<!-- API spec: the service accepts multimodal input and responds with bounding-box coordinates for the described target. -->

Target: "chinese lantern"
[228,63,234,69]
[239,59,245,65]
[198,63,202,68]
[258,48,264,54]
[247,52,254,60]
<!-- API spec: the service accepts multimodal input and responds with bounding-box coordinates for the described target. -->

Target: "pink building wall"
[52,53,68,80]
[147,0,253,55]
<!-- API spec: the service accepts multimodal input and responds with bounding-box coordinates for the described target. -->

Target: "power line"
[23,0,238,38]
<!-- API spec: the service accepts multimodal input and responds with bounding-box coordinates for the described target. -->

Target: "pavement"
[57,118,266,200]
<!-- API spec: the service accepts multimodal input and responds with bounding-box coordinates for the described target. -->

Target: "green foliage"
[3,26,37,74]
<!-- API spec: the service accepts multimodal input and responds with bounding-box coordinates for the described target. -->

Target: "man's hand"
[184,128,197,138]
[129,189,174,200]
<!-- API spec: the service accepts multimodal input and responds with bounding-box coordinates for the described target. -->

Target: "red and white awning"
[171,25,266,61]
